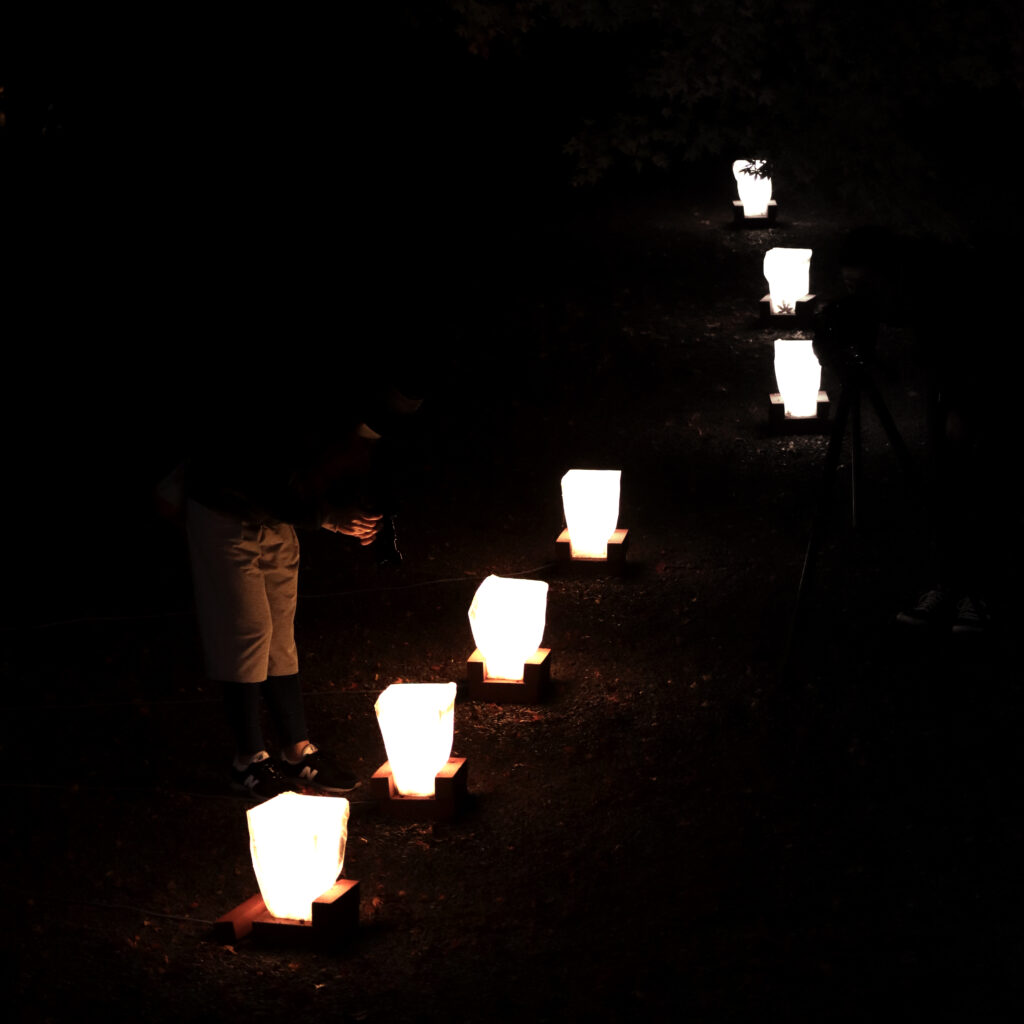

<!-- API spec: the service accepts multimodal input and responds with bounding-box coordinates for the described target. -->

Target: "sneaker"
[280,742,359,794]
[953,595,991,635]
[230,750,297,800]
[896,586,954,628]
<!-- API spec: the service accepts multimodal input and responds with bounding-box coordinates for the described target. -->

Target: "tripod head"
[813,294,881,379]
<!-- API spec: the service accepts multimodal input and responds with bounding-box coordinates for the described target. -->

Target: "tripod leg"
[851,388,862,529]
[862,377,917,487]
[784,382,853,675]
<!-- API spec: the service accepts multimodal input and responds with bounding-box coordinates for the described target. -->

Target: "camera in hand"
[371,512,402,566]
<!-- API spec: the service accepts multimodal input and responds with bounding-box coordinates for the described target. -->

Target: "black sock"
[220,681,264,757]
[261,673,309,750]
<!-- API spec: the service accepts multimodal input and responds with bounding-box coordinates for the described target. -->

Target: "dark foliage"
[444,0,1024,232]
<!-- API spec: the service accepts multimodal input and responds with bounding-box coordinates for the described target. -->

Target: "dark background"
[2,3,1021,1020]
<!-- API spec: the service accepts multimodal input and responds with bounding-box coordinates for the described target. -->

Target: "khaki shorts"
[186,499,300,682]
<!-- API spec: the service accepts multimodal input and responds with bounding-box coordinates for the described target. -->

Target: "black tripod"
[785,356,918,671]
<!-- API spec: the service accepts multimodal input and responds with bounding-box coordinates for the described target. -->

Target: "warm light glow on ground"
[561,469,621,558]
[375,682,457,796]
[469,575,548,680]
[733,159,773,218]
[774,338,821,418]
[247,793,350,922]
[764,247,812,314]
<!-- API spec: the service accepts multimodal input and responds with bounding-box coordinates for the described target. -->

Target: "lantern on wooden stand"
[556,469,629,572]
[769,338,829,428]
[214,793,359,945]
[732,159,776,224]
[370,682,468,821]
[466,575,551,703]
[761,247,816,325]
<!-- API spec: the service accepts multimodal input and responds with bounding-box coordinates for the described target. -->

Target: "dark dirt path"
[3,182,1019,1022]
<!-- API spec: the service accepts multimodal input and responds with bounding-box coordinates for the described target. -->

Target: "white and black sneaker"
[230,750,297,800]
[896,586,955,629]
[280,743,359,794]
[953,595,991,635]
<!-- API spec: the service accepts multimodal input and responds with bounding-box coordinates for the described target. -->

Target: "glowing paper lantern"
[247,792,350,922]
[561,469,621,558]
[732,159,773,218]
[774,338,822,418]
[764,248,812,315]
[374,682,457,797]
[468,575,548,681]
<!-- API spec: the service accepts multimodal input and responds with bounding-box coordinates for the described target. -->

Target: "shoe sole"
[229,777,300,800]
[296,779,361,795]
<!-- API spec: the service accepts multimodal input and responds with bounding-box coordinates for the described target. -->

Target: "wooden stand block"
[759,293,817,327]
[466,647,551,703]
[213,892,266,944]
[768,391,830,432]
[732,199,777,226]
[370,757,468,822]
[555,528,629,575]
[214,879,360,946]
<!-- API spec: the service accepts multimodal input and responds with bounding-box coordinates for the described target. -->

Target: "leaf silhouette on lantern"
[738,159,772,179]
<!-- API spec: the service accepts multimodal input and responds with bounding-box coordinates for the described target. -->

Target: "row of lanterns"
[734,159,824,422]
[232,470,626,939]
[235,166,828,937]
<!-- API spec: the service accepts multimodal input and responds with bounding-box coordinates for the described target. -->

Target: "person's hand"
[322,510,382,546]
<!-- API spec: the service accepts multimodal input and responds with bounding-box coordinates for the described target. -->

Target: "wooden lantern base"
[759,293,817,327]
[370,757,469,822]
[732,199,777,226]
[769,391,830,432]
[466,647,551,703]
[555,528,629,575]
[214,878,360,946]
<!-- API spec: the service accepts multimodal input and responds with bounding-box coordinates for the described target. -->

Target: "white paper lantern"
[247,792,350,922]
[774,338,821,418]
[468,575,548,681]
[764,247,812,315]
[374,682,457,797]
[561,469,621,558]
[732,159,773,218]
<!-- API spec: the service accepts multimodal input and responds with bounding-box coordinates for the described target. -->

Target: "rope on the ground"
[2,563,558,632]
[0,686,432,712]
[0,884,219,928]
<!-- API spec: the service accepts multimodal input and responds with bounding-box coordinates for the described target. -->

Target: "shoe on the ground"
[896,586,955,628]
[953,595,991,635]
[230,750,297,800]
[280,742,359,794]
